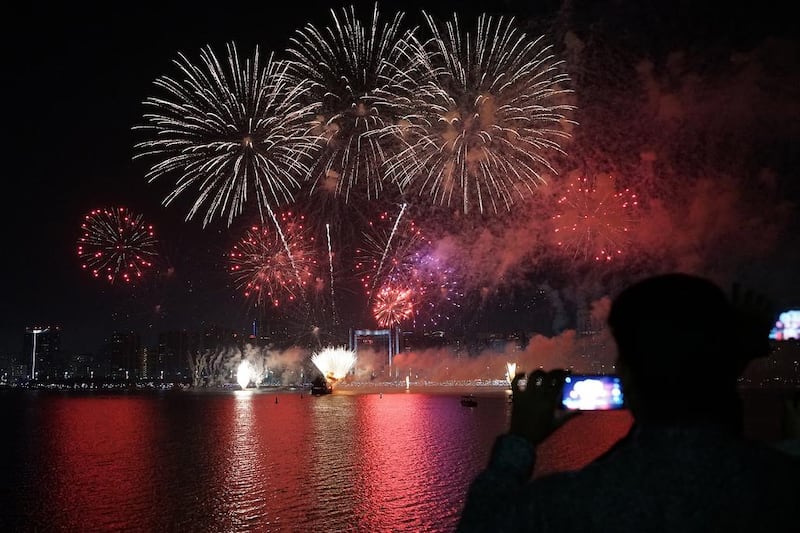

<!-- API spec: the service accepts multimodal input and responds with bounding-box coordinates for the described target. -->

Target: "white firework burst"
[388,12,577,214]
[134,42,321,227]
[311,346,357,383]
[284,3,428,202]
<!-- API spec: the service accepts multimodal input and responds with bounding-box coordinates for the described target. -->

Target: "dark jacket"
[457,424,800,532]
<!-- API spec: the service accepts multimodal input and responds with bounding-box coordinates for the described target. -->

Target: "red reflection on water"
[353,392,502,531]
[45,396,159,532]
[249,393,313,529]
[207,392,314,532]
[356,393,434,529]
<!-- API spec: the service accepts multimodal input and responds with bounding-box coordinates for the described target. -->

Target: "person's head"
[608,273,741,427]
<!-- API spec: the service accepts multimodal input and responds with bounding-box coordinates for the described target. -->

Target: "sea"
[0,386,791,532]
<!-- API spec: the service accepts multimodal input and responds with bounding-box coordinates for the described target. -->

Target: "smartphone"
[561,374,624,411]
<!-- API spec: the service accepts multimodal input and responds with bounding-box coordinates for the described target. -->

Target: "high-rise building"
[107,331,142,380]
[156,329,193,381]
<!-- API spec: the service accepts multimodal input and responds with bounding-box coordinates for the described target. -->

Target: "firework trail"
[134,42,319,227]
[228,211,319,308]
[551,174,639,262]
[387,12,576,214]
[371,202,407,295]
[311,346,357,387]
[77,207,158,284]
[326,222,337,324]
[285,3,426,202]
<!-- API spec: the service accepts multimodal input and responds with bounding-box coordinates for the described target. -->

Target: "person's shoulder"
[771,438,800,457]
[741,436,800,462]
[728,438,800,497]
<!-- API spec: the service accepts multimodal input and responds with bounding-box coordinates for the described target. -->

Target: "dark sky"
[2,0,798,355]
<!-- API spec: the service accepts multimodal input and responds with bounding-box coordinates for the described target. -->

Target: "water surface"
[0,387,781,532]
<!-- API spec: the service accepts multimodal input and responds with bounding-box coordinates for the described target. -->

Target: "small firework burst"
[506,362,517,384]
[228,211,318,307]
[551,174,639,262]
[77,207,158,284]
[372,284,416,327]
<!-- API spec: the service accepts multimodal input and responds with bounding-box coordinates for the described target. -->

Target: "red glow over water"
[0,388,783,531]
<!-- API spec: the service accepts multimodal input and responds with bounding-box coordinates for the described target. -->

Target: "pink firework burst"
[551,174,639,262]
[228,211,319,307]
[77,207,158,284]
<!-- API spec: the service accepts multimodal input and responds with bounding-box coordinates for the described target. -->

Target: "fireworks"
[506,362,517,384]
[228,211,318,307]
[134,42,320,227]
[285,3,424,202]
[551,174,639,262]
[77,207,158,284]
[372,251,462,329]
[236,360,253,390]
[356,212,428,298]
[387,12,576,214]
[357,213,461,328]
[311,346,357,386]
[373,284,415,327]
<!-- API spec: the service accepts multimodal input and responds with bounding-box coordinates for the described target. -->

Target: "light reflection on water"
[8,388,788,531]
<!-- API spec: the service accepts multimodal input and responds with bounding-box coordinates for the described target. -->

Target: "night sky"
[2,0,798,355]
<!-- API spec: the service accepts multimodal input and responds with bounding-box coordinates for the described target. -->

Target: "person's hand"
[508,369,579,446]
[730,283,776,363]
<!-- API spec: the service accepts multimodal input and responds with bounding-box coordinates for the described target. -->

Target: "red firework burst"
[77,207,158,284]
[228,212,318,307]
[372,284,415,327]
[551,174,639,262]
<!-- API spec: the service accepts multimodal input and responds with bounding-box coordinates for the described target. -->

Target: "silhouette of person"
[775,390,800,456]
[456,273,800,532]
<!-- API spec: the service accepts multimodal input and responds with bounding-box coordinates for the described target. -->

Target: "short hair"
[608,273,739,390]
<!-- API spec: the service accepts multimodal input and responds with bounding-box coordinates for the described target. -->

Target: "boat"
[311,384,332,396]
[460,394,478,407]
[310,376,332,396]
